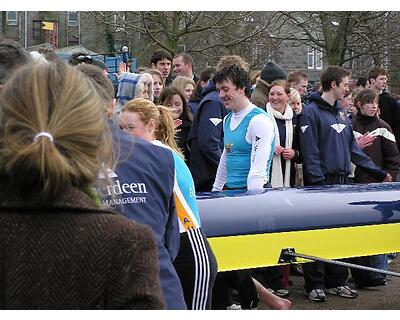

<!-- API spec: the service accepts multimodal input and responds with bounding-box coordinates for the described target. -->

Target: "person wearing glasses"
[77,63,187,310]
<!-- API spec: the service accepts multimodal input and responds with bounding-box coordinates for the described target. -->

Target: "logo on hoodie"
[94,169,148,207]
[331,123,346,133]
[209,118,223,126]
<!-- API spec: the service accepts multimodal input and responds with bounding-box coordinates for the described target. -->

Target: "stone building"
[0,11,139,56]
[0,11,83,49]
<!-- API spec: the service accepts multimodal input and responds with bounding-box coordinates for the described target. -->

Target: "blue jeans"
[370,254,388,271]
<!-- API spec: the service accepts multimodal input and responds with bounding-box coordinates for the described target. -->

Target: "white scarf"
[266,102,293,187]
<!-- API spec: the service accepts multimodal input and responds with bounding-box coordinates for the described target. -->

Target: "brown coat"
[352,114,400,183]
[250,78,269,110]
[0,177,165,310]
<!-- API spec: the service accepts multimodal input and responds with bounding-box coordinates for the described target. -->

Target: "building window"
[315,50,323,70]
[32,20,44,40]
[307,47,315,70]
[6,11,18,26]
[68,11,78,26]
[308,47,323,70]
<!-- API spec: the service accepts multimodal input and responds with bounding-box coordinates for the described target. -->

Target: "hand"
[274,145,283,155]
[117,62,129,78]
[282,148,295,160]
[383,173,392,182]
[173,119,182,132]
[356,132,376,149]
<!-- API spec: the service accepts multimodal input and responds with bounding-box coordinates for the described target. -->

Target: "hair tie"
[34,132,54,142]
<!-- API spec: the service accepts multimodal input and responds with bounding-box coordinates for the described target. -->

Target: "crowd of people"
[0,37,399,309]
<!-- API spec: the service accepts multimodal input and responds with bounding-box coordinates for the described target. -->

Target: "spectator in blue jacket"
[187,77,226,191]
[189,67,217,115]
[299,65,391,303]
[78,64,186,310]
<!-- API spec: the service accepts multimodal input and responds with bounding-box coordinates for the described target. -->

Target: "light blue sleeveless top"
[224,107,268,189]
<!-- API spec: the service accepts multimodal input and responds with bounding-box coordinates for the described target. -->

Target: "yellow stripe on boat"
[208,222,400,272]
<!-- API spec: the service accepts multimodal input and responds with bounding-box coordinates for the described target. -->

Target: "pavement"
[258,257,400,310]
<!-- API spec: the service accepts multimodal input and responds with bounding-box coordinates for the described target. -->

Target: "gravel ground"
[259,257,400,310]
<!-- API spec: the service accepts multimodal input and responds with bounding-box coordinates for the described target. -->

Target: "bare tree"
[85,11,287,68]
[278,11,400,68]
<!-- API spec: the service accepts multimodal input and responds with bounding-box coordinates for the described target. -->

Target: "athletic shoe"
[325,286,358,298]
[267,287,290,297]
[388,252,397,264]
[226,303,242,310]
[307,289,327,302]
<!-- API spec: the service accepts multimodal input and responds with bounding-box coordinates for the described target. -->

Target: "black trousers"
[302,261,349,293]
[195,179,215,192]
[173,228,218,309]
[212,269,259,309]
[303,174,351,293]
[252,266,285,291]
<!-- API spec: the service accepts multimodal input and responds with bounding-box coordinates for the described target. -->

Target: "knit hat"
[260,61,286,84]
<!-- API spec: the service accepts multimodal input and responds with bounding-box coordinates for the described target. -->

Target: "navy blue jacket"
[299,92,387,185]
[97,123,186,310]
[188,98,201,115]
[187,80,227,191]
[379,91,400,152]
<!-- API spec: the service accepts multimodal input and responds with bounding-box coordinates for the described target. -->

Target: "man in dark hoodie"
[187,74,226,192]
[299,65,391,302]
[250,61,287,109]
[368,66,400,152]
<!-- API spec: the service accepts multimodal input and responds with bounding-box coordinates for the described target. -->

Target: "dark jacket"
[100,124,186,310]
[177,116,192,166]
[378,91,400,152]
[299,92,387,185]
[187,80,227,191]
[165,74,174,87]
[352,113,400,183]
[0,177,164,310]
[188,98,201,115]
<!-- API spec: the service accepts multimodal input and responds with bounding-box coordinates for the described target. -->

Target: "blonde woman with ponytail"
[0,62,164,309]
[120,98,217,310]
